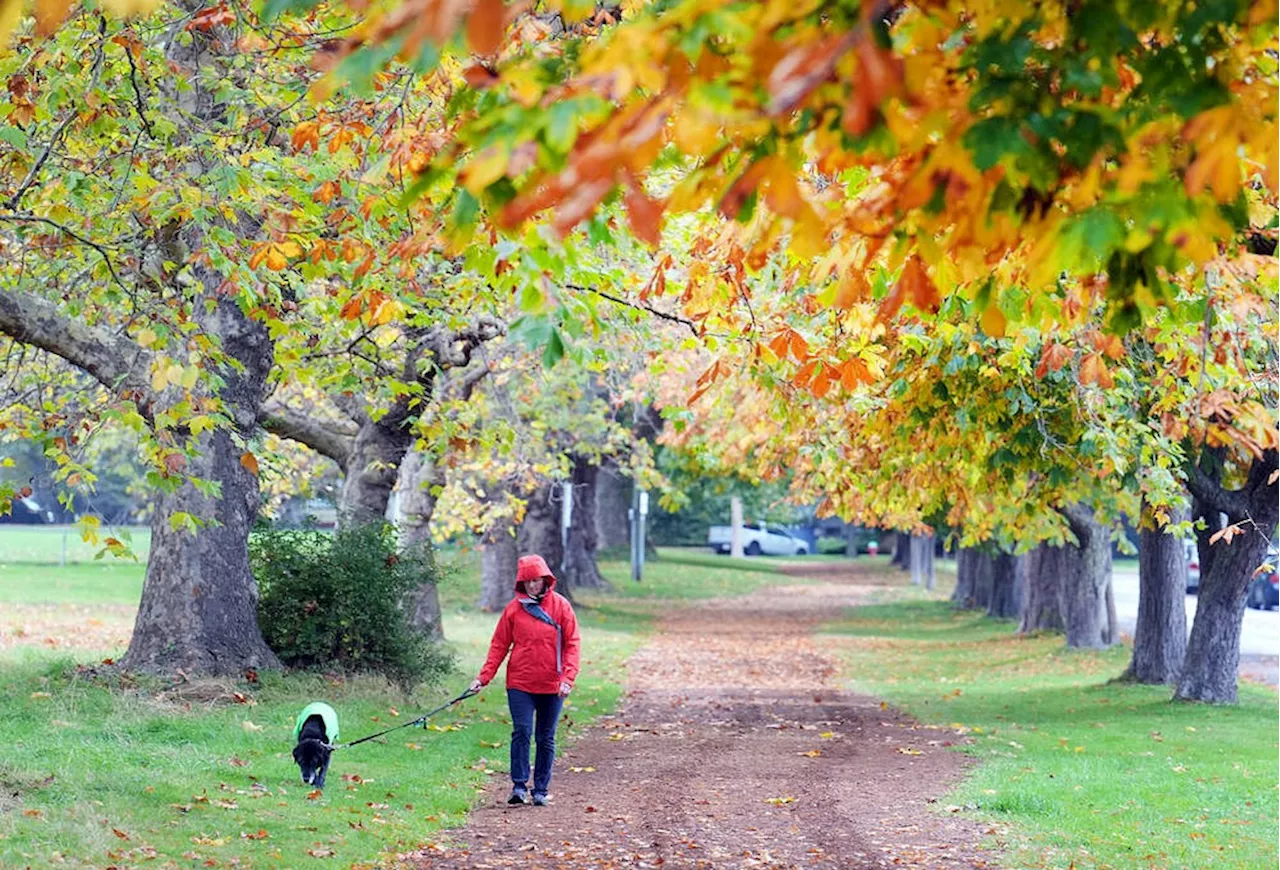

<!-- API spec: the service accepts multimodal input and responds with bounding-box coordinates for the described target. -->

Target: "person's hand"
[469,678,484,694]
[558,681,572,698]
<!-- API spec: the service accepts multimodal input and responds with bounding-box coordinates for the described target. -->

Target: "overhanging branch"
[259,402,357,468]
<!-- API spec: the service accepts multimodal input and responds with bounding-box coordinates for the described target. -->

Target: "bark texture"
[1060,504,1114,649]
[123,295,281,674]
[518,483,566,586]
[594,460,632,553]
[398,449,446,641]
[1176,449,1279,703]
[561,459,611,591]
[479,516,518,612]
[986,551,1025,619]
[908,534,935,589]
[1121,498,1189,684]
[952,548,977,607]
[1019,544,1065,633]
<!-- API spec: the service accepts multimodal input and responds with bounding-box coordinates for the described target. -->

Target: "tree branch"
[259,402,356,468]
[0,288,151,415]
[1185,449,1252,519]
[565,283,698,337]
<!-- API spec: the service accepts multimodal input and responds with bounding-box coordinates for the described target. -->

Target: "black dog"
[292,702,338,789]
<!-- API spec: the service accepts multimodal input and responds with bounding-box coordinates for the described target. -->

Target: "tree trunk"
[480,516,518,612]
[1175,532,1260,703]
[398,449,446,641]
[971,550,995,610]
[891,532,910,568]
[338,415,413,528]
[594,460,631,553]
[518,482,565,583]
[987,551,1025,619]
[1060,504,1114,649]
[729,496,744,558]
[909,534,935,588]
[1020,543,1065,633]
[952,547,977,607]
[561,459,611,591]
[123,299,280,675]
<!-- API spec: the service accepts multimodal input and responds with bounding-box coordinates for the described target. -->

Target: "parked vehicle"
[707,522,808,556]
[1185,540,1200,594]
[1246,549,1279,610]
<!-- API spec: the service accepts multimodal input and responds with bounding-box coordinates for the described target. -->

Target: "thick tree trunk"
[891,532,910,568]
[338,415,413,528]
[1060,504,1114,649]
[562,460,611,591]
[909,534,935,588]
[987,551,1025,619]
[594,460,631,553]
[971,550,995,610]
[1121,498,1189,683]
[1175,534,1260,703]
[518,483,565,582]
[1020,544,1065,633]
[480,516,518,612]
[123,299,280,675]
[398,449,446,641]
[952,547,977,607]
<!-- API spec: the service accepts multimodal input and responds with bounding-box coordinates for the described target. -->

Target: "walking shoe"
[532,792,549,807]
[507,786,528,805]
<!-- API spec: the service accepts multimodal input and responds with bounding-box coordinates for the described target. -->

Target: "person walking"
[470,554,581,806]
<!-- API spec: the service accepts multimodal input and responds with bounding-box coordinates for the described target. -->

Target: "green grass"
[0,525,151,564]
[0,545,800,868]
[0,563,145,604]
[824,600,1280,870]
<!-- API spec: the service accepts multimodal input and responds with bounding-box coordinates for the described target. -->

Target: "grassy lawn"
[0,525,151,564]
[0,543,788,868]
[824,600,1279,870]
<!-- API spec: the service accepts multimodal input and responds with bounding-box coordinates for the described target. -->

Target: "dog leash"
[325,687,479,752]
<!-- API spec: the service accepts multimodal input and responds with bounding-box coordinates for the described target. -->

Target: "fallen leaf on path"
[764,796,797,805]
[798,750,822,757]
[897,747,923,755]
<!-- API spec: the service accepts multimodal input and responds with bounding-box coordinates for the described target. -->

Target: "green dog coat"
[293,701,340,744]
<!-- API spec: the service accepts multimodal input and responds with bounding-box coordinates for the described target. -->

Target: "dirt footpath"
[395,581,1000,869]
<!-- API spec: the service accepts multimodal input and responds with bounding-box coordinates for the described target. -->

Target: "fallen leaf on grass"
[241,720,263,732]
[241,829,269,840]
[405,742,422,750]
[308,847,335,857]
[306,789,323,800]
[112,828,130,840]
[228,757,248,767]
[216,799,238,809]
[480,740,504,748]
[29,692,50,699]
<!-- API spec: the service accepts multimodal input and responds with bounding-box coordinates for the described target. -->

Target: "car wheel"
[795,547,807,556]
[745,541,762,556]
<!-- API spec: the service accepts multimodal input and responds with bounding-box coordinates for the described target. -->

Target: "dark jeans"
[507,689,563,795]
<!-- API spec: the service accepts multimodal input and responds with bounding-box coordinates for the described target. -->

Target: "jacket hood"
[515,554,557,594]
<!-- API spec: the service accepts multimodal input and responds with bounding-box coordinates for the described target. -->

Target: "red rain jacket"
[477,559,581,694]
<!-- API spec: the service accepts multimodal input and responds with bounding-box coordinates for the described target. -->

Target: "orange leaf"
[624,178,664,247]
[1036,342,1073,378]
[240,452,259,476]
[1078,353,1114,389]
[811,364,833,398]
[467,0,506,56]
[840,357,872,390]
[768,331,792,360]
[788,330,810,362]
[339,296,364,319]
[980,302,1006,338]
[897,256,939,313]
[291,121,321,153]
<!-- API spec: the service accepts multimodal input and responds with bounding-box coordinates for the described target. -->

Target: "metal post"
[637,490,648,578]
[560,481,573,576]
[630,486,641,582]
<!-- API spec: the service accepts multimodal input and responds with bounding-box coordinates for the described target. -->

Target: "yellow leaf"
[463,146,510,196]
[136,328,158,348]
[980,302,1006,338]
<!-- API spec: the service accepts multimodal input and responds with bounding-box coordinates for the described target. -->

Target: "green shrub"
[250,524,453,689]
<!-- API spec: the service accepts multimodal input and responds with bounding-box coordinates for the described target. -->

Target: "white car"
[707,522,808,556]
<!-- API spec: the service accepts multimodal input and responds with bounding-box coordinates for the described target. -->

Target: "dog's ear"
[293,743,305,764]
